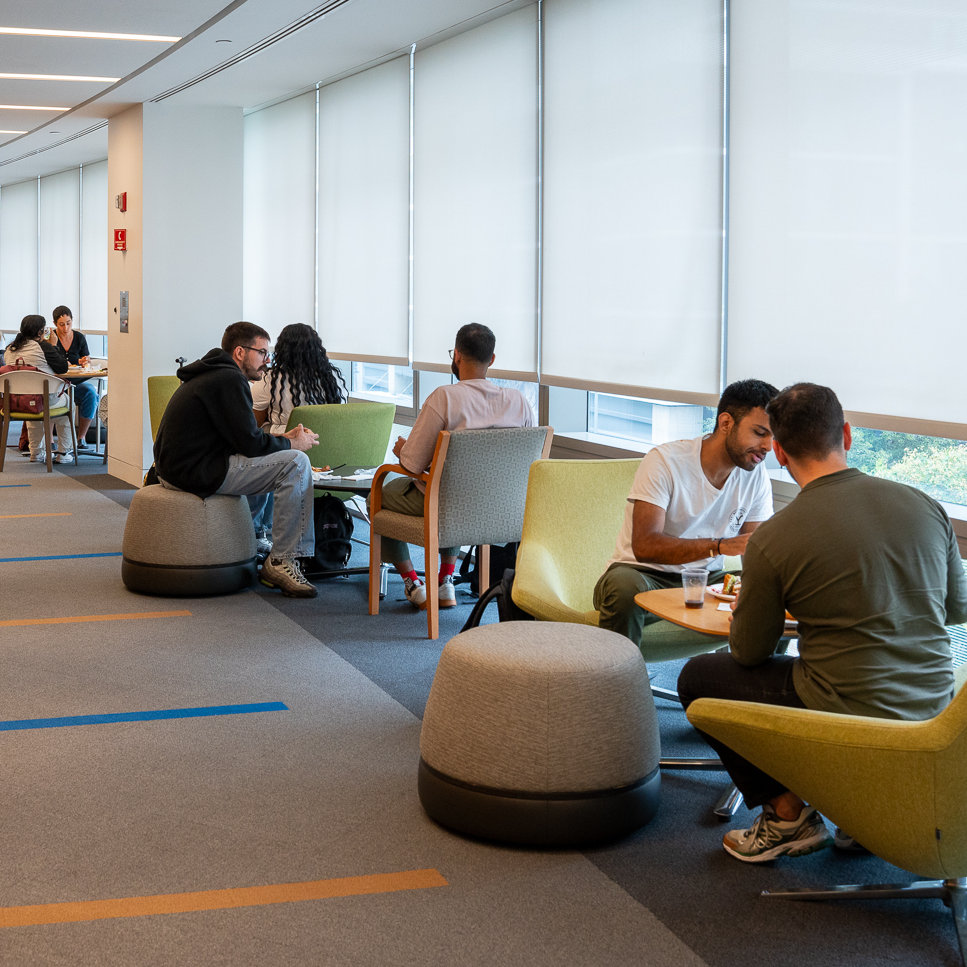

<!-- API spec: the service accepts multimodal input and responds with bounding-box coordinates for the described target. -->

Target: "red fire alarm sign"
[114,229,127,252]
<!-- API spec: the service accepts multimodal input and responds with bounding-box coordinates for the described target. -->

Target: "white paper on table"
[717,602,732,612]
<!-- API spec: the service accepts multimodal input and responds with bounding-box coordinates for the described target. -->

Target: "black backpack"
[456,542,520,595]
[307,493,354,574]
[459,568,535,633]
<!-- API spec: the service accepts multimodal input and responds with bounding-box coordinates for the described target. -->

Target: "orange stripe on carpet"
[0,611,191,628]
[0,869,449,927]
[0,512,72,519]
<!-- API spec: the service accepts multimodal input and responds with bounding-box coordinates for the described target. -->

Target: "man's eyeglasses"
[241,345,271,362]
[448,349,455,360]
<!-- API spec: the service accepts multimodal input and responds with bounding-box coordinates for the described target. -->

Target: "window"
[848,428,967,509]
[588,392,705,447]
[349,362,413,408]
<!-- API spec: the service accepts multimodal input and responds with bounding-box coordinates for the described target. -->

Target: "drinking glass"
[682,568,709,609]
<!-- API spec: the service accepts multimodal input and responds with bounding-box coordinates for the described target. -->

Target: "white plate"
[707,582,736,602]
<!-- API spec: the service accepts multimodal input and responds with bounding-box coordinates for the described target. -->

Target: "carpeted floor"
[0,428,958,966]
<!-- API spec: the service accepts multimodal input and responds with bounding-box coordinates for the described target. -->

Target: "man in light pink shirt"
[374,323,534,610]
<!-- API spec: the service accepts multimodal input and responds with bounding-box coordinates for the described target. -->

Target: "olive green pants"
[368,476,460,566]
[593,562,730,651]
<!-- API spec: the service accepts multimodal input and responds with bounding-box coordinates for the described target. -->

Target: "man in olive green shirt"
[678,382,967,863]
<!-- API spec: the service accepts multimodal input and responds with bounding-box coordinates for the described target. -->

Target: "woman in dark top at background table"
[46,305,98,450]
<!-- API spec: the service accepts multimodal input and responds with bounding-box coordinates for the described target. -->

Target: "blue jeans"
[215,450,314,560]
[73,380,99,420]
[248,491,274,537]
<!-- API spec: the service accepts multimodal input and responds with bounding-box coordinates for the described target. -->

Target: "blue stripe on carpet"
[0,702,289,731]
[0,552,122,563]
[0,484,30,488]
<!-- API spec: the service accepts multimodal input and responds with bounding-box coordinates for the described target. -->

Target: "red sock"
[402,570,421,585]
[439,562,456,583]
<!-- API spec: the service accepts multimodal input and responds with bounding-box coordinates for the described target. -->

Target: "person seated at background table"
[3,314,72,464]
[153,321,320,598]
[678,382,967,863]
[46,305,98,452]
[370,322,534,610]
[593,378,779,655]
[248,323,348,555]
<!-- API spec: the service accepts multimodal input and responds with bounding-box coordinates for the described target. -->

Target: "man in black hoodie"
[154,321,320,597]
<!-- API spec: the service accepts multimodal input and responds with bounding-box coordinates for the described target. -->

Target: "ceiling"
[0,0,529,185]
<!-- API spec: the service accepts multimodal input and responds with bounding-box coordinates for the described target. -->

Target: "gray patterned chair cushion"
[122,485,256,567]
[373,426,550,549]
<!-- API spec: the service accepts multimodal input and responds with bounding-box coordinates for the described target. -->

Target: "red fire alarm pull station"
[114,229,127,252]
[115,192,127,212]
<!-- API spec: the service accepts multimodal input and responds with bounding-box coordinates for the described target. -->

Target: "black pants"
[677,653,807,809]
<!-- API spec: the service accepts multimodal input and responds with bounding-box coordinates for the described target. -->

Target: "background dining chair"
[368,425,553,640]
[147,375,181,443]
[0,371,77,473]
[686,668,967,965]
[511,457,745,817]
[286,399,395,514]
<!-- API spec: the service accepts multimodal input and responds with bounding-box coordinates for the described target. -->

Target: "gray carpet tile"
[0,472,712,967]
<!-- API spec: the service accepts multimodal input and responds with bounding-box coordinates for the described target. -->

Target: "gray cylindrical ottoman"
[122,485,257,596]
[419,622,661,846]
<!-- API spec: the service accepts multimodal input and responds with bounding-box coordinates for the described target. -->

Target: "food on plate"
[721,574,742,596]
[311,465,331,473]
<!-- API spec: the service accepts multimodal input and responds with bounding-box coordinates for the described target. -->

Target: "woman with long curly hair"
[249,323,347,556]
[252,323,346,434]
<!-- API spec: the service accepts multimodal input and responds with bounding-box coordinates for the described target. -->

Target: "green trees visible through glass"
[848,428,967,507]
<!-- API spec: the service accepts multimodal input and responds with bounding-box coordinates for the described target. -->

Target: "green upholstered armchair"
[287,400,395,504]
[512,458,729,665]
[686,670,967,963]
[146,375,181,443]
[512,456,747,819]
[369,426,553,640]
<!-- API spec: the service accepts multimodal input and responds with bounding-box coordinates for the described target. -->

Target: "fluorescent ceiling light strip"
[0,104,67,111]
[0,26,179,42]
[0,72,120,82]
[0,129,28,134]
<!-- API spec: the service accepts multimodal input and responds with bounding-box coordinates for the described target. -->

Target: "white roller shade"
[413,6,538,378]
[542,0,724,401]
[39,168,80,324]
[0,178,39,331]
[243,92,316,336]
[727,0,967,427]
[81,160,108,332]
[318,57,410,363]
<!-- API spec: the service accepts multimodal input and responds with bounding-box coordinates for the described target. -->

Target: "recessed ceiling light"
[0,26,180,42]
[0,104,68,111]
[216,39,232,43]
[0,72,120,83]
[0,129,27,134]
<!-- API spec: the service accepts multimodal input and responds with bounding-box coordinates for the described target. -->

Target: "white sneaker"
[54,451,74,464]
[404,577,427,610]
[29,451,46,463]
[438,575,457,608]
[255,536,273,560]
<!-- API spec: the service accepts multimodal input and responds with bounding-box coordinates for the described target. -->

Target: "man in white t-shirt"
[372,323,535,610]
[593,379,779,656]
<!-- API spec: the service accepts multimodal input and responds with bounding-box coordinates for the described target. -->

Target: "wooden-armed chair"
[686,668,967,965]
[368,426,553,639]
[0,371,77,473]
